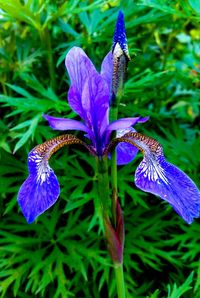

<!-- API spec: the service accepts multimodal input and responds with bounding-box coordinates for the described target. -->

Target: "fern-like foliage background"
[0,0,200,297]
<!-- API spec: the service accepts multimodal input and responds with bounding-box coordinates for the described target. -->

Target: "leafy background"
[0,0,200,297]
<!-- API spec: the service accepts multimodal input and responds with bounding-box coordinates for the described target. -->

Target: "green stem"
[114,263,126,298]
[110,102,119,227]
[96,156,126,298]
[96,156,110,216]
[110,107,118,226]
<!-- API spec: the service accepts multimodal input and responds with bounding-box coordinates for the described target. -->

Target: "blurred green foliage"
[0,0,200,297]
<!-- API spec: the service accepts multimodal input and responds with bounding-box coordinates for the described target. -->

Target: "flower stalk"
[96,156,126,298]
[114,264,126,298]
[96,156,110,214]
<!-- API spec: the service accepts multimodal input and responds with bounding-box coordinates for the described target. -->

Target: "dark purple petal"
[65,47,97,119]
[101,51,113,91]
[116,128,138,165]
[107,116,149,131]
[43,114,89,133]
[125,133,200,224]
[18,150,60,223]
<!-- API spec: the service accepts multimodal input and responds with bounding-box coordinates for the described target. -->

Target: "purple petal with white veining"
[107,116,149,131]
[133,142,200,224]
[18,150,60,223]
[43,114,89,133]
[116,128,138,165]
[65,47,97,120]
[101,51,113,91]
[17,134,88,223]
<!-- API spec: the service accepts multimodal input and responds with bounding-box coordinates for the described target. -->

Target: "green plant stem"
[96,156,126,298]
[110,103,118,226]
[96,156,110,215]
[114,263,126,298]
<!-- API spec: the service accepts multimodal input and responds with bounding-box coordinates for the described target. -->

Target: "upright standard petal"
[65,47,97,120]
[81,73,110,154]
[101,51,113,92]
[17,135,90,223]
[124,132,200,224]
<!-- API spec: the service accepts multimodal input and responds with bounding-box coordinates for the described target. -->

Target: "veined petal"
[101,51,113,92]
[81,72,109,151]
[107,116,149,131]
[18,160,60,224]
[43,114,89,133]
[18,135,92,223]
[124,132,200,224]
[116,128,138,165]
[65,47,97,119]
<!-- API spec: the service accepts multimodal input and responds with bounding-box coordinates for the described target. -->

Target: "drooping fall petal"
[18,135,90,223]
[126,132,200,224]
[105,132,200,224]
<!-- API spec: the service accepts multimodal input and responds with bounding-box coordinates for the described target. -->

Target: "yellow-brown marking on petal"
[104,132,162,156]
[33,134,95,160]
[124,132,163,155]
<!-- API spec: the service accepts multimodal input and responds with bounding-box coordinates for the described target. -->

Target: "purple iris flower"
[17,46,147,224]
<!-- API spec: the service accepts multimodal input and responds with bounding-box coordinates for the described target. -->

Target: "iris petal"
[101,51,113,92]
[107,116,149,131]
[81,73,109,153]
[43,114,89,133]
[116,128,138,165]
[123,132,200,224]
[18,148,60,223]
[17,134,89,223]
[135,154,200,224]
[65,47,97,120]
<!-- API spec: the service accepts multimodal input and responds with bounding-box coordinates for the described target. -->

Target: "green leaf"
[167,272,194,298]
[13,114,40,153]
